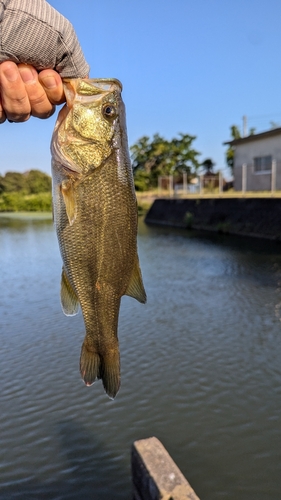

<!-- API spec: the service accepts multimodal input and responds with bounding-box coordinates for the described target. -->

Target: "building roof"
[223,127,281,146]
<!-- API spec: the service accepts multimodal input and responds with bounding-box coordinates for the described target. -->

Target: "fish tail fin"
[80,341,120,399]
[80,342,101,386]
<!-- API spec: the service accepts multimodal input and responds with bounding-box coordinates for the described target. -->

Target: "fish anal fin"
[125,256,147,304]
[60,179,77,226]
[61,267,80,316]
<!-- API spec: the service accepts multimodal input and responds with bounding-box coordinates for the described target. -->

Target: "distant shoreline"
[0,212,52,220]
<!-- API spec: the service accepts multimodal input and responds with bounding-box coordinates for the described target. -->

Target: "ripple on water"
[1,219,281,499]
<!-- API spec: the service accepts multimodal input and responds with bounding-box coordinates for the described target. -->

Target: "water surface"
[0,214,281,499]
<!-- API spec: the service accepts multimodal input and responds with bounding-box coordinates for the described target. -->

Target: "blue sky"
[1,0,281,179]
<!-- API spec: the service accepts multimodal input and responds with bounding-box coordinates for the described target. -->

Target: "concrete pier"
[131,437,200,500]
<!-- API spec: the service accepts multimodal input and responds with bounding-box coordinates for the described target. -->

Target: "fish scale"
[51,78,146,399]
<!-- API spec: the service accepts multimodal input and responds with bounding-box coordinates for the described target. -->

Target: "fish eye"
[102,104,116,118]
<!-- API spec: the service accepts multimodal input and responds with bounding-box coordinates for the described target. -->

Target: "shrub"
[0,192,52,212]
[183,211,194,228]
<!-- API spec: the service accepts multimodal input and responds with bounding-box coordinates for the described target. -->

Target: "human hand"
[0,61,65,124]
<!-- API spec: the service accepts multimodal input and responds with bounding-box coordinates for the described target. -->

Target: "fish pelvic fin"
[80,341,120,399]
[125,255,147,304]
[60,267,80,316]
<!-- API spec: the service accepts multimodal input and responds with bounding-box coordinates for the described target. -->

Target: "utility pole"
[243,115,248,137]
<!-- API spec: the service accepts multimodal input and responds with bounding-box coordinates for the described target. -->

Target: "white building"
[224,127,281,191]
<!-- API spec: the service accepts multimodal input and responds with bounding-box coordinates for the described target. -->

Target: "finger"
[18,64,55,119]
[0,95,7,124]
[38,69,65,106]
[0,61,31,122]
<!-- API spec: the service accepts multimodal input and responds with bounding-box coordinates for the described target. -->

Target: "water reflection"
[0,215,281,499]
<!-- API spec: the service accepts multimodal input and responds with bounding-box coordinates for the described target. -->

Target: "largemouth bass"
[51,78,146,399]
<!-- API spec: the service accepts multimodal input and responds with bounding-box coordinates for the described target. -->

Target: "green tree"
[201,158,215,174]
[270,121,280,130]
[225,125,241,174]
[0,170,51,194]
[0,175,4,195]
[0,169,52,212]
[230,125,241,140]
[131,133,200,190]
[25,170,52,194]
[1,171,27,192]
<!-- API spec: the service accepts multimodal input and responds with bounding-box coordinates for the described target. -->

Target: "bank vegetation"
[0,170,52,212]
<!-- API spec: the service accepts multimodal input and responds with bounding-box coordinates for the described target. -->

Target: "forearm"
[0,0,89,78]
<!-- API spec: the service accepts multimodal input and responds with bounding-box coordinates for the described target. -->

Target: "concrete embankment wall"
[132,437,200,500]
[145,198,281,240]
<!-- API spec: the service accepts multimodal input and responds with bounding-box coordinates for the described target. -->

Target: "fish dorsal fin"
[61,179,77,226]
[125,256,147,304]
[61,267,80,316]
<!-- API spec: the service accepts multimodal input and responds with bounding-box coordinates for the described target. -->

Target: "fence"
[234,160,281,193]
[158,172,227,197]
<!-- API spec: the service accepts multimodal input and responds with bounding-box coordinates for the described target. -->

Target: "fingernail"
[19,67,36,84]
[41,75,57,89]
[3,65,18,82]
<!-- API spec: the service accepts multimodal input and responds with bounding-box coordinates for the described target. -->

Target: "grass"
[136,190,159,215]
[155,188,281,199]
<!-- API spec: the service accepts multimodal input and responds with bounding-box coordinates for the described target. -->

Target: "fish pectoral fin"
[124,256,147,304]
[60,179,77,226]
[60,267,80,316]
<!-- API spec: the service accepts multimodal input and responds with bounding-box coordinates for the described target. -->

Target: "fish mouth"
[63,78,123,105]
[82,78,123,92]
[63,77,122,92]
[63,78,123,108]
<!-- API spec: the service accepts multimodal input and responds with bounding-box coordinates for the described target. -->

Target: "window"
[254,155,272,172]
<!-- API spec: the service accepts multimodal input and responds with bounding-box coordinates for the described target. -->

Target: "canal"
[0,214,280,499]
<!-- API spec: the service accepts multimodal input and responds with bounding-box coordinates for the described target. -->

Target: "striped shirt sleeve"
[0,0,89,78]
